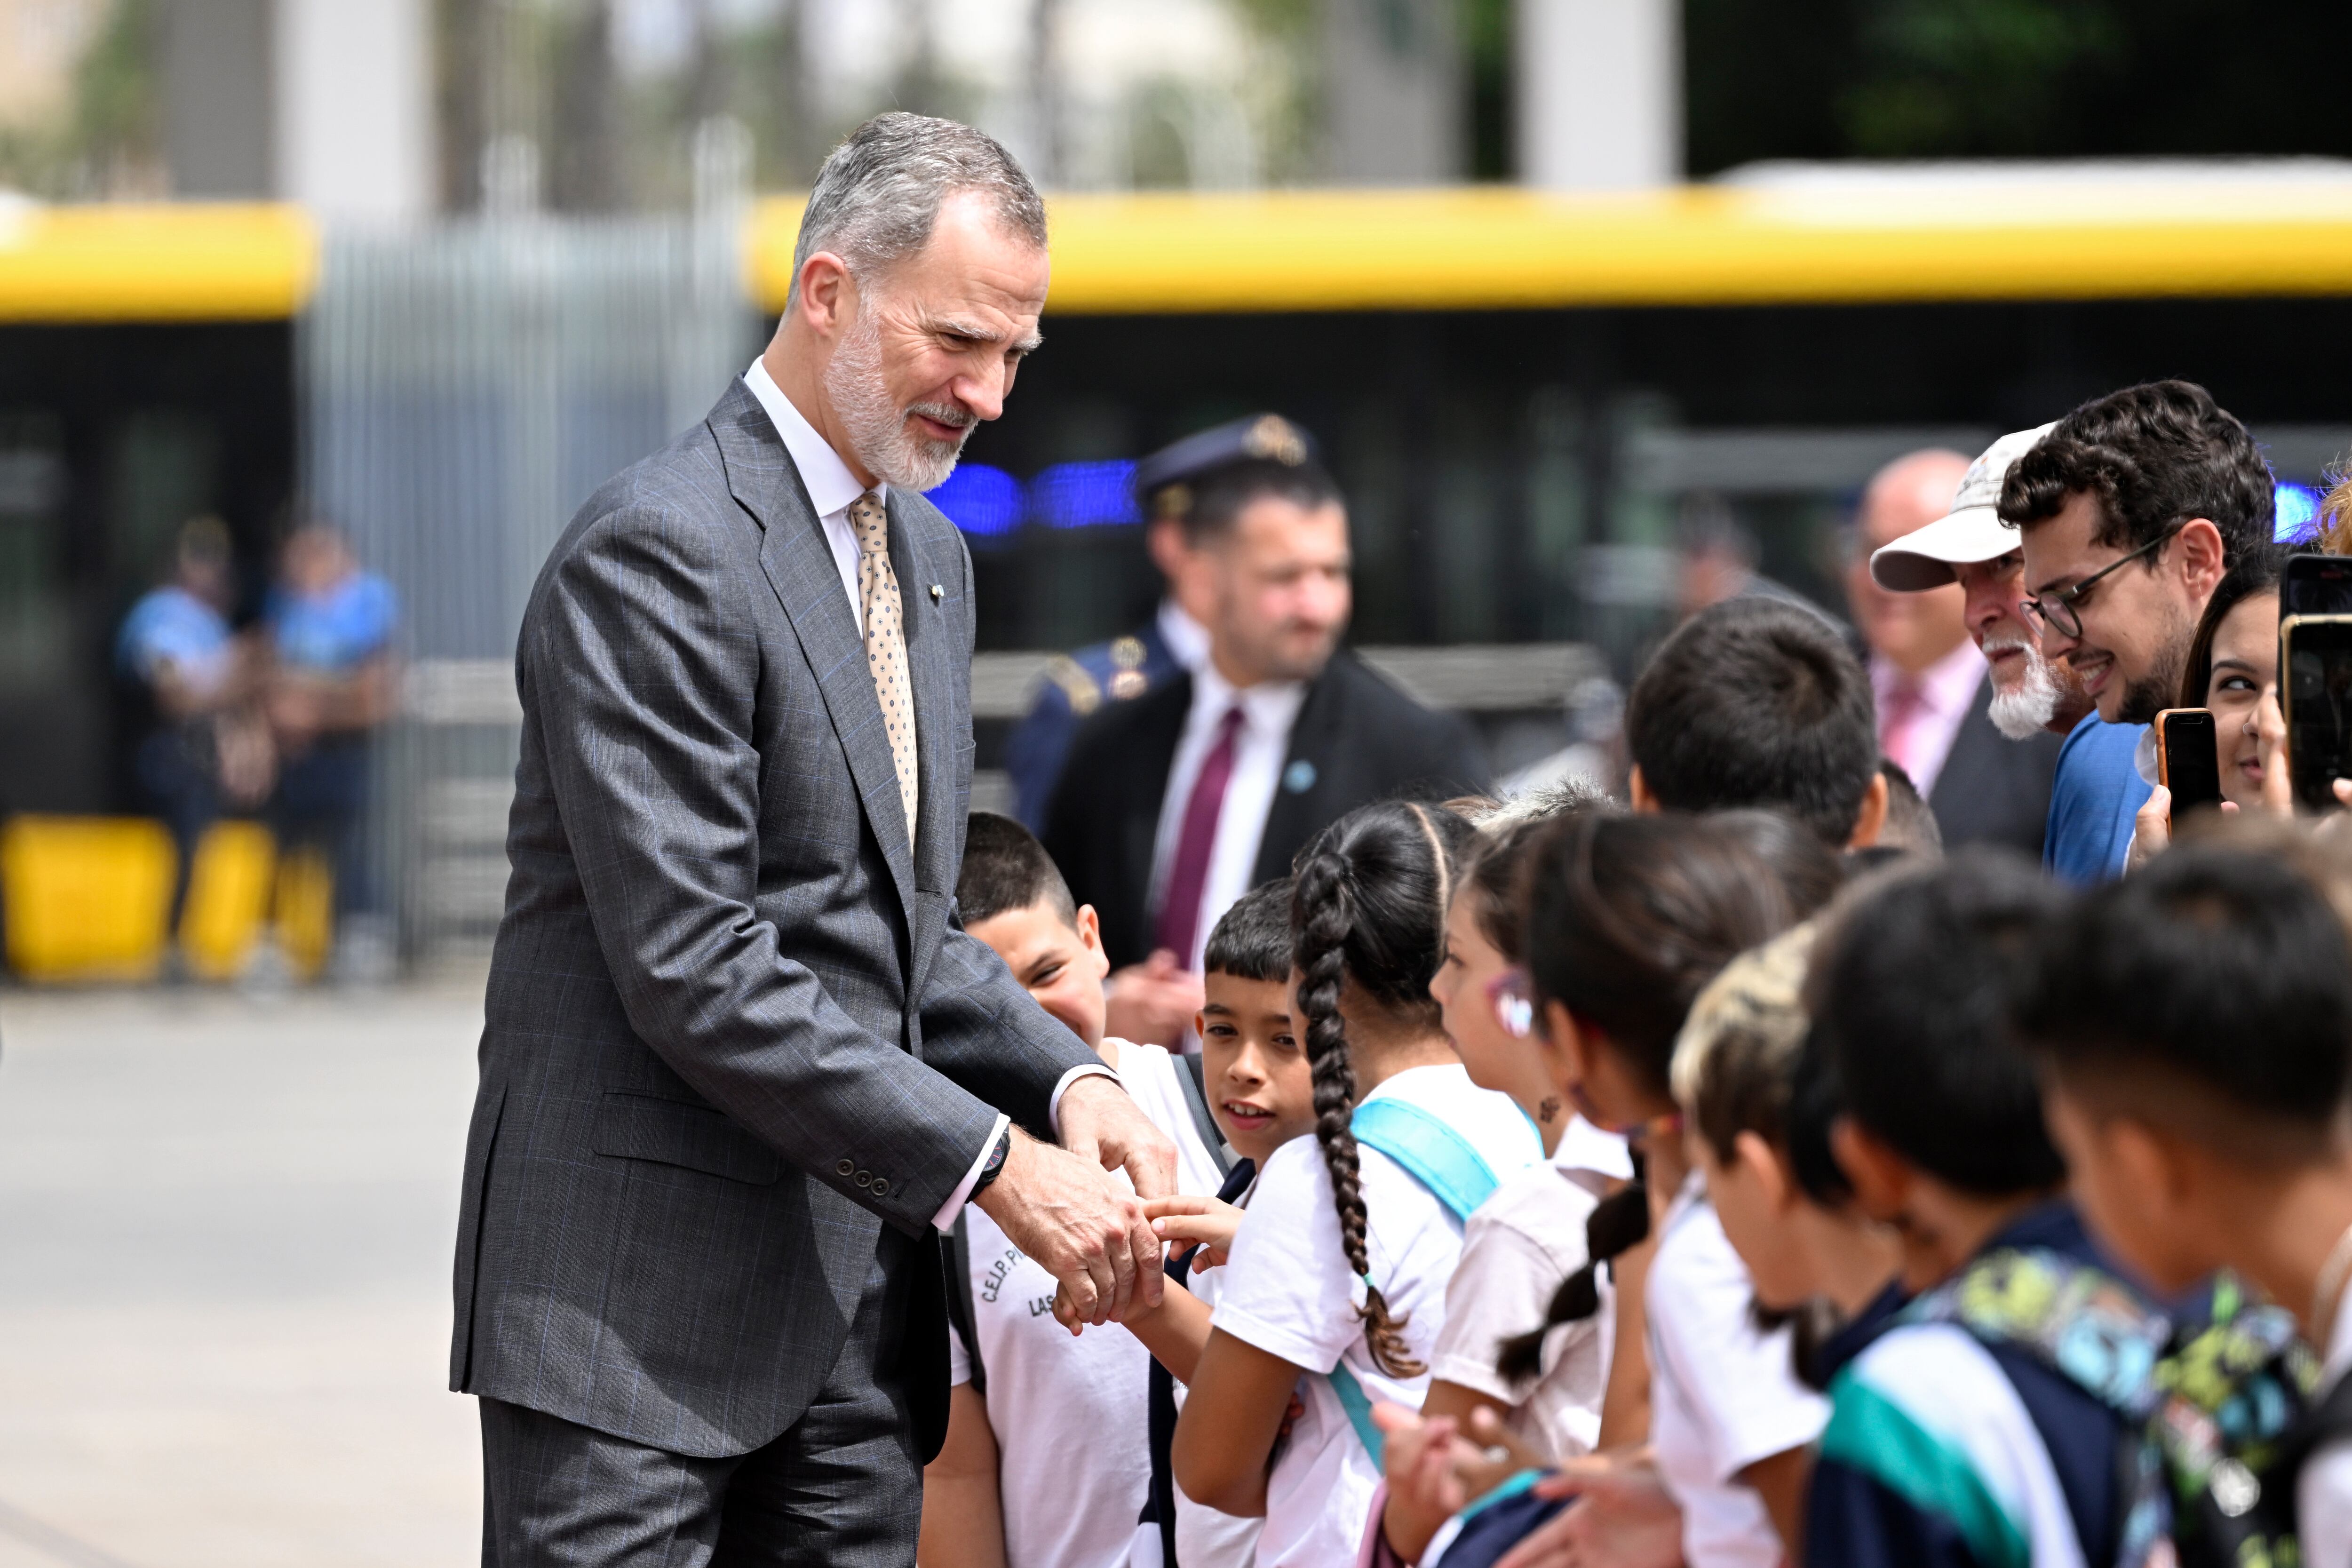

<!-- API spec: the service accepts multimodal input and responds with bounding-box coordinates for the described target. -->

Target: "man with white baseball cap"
[1871,422,2148,883]
[1856,430,2071,856]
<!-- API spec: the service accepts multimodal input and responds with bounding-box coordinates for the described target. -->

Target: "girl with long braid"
[1172,801,1547,1568]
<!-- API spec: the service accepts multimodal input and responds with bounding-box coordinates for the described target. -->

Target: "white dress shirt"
[1149,661,1308,973]
[739,360,1112,1230]
[1157,599,1210,673]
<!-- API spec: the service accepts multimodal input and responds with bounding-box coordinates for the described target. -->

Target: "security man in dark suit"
[1002,418,1320,829]
[1042,429,1486,1041]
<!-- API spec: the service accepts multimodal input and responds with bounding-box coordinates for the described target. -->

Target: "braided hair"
[1290,799,1478,1378]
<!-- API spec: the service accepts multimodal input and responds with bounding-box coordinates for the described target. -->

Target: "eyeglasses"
[2022,525,2183,641]
[1486,968,1537,1040]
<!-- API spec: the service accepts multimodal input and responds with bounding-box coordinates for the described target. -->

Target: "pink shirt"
[1872,639,1986,798]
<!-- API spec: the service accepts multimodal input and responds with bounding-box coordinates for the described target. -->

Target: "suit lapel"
[1255,658,1345,883]
[713,383,918,921]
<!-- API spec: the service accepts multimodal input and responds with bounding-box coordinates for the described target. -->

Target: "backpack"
[1905,1249,2317,1568]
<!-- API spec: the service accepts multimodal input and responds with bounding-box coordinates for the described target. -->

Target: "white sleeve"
[1645,1209,1825,1481]
[1431,1213,1573,1403]
[2300,1439,2352,1568]
[948,1316,973,1389]
[1209,1142,1360,1374]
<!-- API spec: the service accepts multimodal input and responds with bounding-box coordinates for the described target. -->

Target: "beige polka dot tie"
[848,489,919,836]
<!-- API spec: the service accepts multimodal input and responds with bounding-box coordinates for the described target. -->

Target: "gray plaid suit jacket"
[449,378,1096,1460]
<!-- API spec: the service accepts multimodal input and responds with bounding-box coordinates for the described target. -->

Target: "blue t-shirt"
[2042,714,2152,886]
[117,585,232,685]
[268,571,398,674]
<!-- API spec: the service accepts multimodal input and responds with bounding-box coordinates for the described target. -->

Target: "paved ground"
[0,977,487,1567]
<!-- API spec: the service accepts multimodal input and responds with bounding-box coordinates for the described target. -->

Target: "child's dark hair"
[1624,597,1879,848]
[1873,760,1944,859]
[1291,799,1478,1377]
[1671,922,1820,1168]
[1463,792,1619,962]
[1521,811,1799,1099]
[2018,835,2352,1164]
[959,811,1076,926]
[1808,851,2066,1197]
[1204,876,1294,984]
[1709,808,1848,919]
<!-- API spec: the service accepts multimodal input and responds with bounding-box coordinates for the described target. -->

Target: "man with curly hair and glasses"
[1999,380,2274,883]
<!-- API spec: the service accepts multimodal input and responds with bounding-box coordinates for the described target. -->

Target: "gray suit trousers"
[479,1232,921,1567]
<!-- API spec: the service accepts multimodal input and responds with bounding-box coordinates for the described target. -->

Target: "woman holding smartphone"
[2131,547,2290,867]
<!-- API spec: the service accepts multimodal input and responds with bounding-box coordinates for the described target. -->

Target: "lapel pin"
[1283,759,1318,794]
[928,583,943,605]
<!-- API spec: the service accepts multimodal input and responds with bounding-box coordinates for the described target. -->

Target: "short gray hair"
[791,112,1047,301]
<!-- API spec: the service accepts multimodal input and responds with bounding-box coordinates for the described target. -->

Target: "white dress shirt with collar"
[739,360,1112,1230]
[1157,599,1210,673]
[1869,637,1987,800]
[1149,661,1309,974]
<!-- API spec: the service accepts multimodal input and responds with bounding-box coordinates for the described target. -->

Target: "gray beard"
[825,306,972,493]
[1987,649,2061,740]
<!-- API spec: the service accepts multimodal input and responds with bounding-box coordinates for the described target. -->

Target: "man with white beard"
[1869,424,2126,874]
[1851,442,2070,855]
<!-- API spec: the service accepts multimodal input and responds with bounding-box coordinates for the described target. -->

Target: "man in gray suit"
[452,113,1177,1565]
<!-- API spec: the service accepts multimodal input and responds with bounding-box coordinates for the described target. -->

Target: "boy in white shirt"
[918,814,1231,1568]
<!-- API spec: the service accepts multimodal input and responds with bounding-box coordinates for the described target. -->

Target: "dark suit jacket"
[450,380,1096,1462]
[1042,650,1489,969]
[1926,669,2067,859]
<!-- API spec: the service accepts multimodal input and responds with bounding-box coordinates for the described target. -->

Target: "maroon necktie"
[1155,705,1245,965]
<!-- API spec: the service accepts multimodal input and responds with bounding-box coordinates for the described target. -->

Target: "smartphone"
[2154,708,2223,812]
[2282,614,2352,811]
[2283,554,2352,621]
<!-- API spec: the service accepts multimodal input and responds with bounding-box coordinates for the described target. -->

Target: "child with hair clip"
[1488,810,1822,1568]
[1168,800,1548,1568]
[1369,802,1640,1566]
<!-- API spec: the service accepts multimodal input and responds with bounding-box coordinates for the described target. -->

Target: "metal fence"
[300,209,757,961]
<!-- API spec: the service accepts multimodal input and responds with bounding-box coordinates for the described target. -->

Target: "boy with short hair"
[2021,834,2352,1568]
[1804,852,2143,1568]
[920,813,1233,1568]
[1624,596,1890,850]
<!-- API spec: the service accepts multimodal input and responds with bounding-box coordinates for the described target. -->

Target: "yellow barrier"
[0,816,175,982]
[0,203,317,324]
[748,180,2352,314]
[0,814,334,983]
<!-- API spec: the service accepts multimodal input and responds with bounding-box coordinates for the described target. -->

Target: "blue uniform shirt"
[2042,713,2153,886]
[268,570,398,674]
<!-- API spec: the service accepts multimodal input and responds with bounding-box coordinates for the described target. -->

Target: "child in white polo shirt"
[916,814,1231,1568]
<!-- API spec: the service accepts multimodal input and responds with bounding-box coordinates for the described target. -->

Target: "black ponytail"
[1290,799,1477,1379]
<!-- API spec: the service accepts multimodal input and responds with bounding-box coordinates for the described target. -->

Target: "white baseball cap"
[1869,422,2058,591]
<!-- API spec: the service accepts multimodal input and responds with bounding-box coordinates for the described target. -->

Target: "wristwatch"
[969,1125,1013,1196]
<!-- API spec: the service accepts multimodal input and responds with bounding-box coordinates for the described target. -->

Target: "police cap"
[1133,414,1319,522]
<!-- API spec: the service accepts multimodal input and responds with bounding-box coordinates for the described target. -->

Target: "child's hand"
[1499,1451,1683,1568]
[1374,1403,1469,1521]
[1144,1194,1244,1272]
[1050,1283,1087,1336]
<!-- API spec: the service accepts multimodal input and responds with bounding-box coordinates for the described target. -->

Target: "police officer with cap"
[1042,414,1486,1046]
[1001,415,1317,830]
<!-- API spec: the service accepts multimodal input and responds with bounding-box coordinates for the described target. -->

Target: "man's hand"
[1104,950,1205,1047]
[1059,1073,1178,1203]
[973,1125,1161,1325]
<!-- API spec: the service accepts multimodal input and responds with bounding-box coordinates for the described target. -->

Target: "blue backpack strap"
[1329,1362,1388,1467]
[1323,1099,1523,1467]
[1350,1097,1508,1226]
